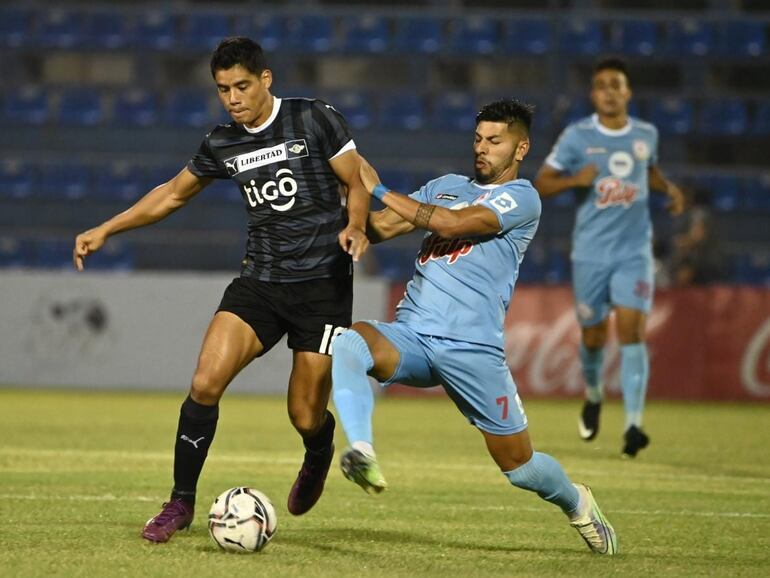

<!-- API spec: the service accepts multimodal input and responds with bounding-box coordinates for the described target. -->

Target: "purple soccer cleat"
[141,499,194,543]
[287,443,334,516]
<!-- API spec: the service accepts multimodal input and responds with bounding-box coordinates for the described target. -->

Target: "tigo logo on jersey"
[224,140,308,176]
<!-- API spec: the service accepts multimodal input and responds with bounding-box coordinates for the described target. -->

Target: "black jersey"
[187,97,355,282]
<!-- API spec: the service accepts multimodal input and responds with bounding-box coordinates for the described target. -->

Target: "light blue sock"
[504,452,580,515]
[620,343,649,429]
[579,343,604,403]
[331,330,375,445]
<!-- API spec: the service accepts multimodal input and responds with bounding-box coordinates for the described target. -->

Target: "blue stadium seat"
[503,19,552,55]
[3,86,50,125]
[648,97,694,135]
[517,243,547,284]
[180,13,233,51]
[392,16,443,54]
[431,93,476,131]
[37,164,93,201]
[378,169,416,195]
[38,10,84,49]
[84,11,131,49]
[561,99,592,126]
[721,20,766,57]
[85,239,135,271]
[372,245,416,281]
[449,17,498,55]
[34,239,74,269]
[699,99,748,136]
[708,174,743,212]
[379,93,426,131]
[0,161,34,200]
[667,20,715,57]
[613,20,658,57]
[341,16,390,54]
[0,8,32,48]
[58,89,105,126]
[733,253,770,285]
[0,236,32,268]
[240,15,285,52]
[545,250,570,284]
[560,20,604,55]
[745,174,770,212]
[114,89,160,127]
[285,15,333,53]
[329,91,373,130]
[752,101,770,135]
[134,11,176,50]
[93,162,147,203]
[164,88,212,128]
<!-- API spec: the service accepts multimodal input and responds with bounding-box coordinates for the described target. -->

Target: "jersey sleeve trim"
[329,139,356,160]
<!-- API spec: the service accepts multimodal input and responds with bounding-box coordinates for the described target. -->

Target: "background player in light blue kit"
[331,100,617,555]
[534,57,685,457]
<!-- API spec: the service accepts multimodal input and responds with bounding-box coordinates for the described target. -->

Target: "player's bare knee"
[190,372,226,405]
[582,324,607,349]
[288,408,323,436]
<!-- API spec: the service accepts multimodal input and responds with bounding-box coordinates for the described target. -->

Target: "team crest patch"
[633,139,650,161]
[607,151,634,178]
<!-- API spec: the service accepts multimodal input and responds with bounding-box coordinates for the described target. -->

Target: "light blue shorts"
[571,256,654,327]
[366,320,528,436]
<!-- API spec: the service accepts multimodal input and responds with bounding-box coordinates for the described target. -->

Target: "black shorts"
[217,274,353,355]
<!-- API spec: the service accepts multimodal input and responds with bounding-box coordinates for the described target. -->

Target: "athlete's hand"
[574,164,599,187]
[358,157,381,194]
[73,227,107,271]
[339,225,369,262]
[665,182,686,216]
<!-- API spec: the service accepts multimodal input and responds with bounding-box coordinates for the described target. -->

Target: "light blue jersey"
[394,174,541,350]
[545,114,659,263]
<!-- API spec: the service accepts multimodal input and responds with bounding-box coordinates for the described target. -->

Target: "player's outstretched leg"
[142,499,194,543]
[569,483,618,555]
[340,447,388,494]
[503,452,617,555]
[287,410,336,515]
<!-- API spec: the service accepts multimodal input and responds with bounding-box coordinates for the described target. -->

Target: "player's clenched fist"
[73,227,107,271]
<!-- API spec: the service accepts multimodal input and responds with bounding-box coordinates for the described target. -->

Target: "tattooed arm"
[360,159,501,239]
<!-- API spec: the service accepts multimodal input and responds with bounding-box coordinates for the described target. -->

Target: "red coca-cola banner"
[384,284,770,401]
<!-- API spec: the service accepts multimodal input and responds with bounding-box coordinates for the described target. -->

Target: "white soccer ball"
[208,487,277,553]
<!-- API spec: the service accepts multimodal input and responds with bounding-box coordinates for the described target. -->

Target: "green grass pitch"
[1,389,769,577]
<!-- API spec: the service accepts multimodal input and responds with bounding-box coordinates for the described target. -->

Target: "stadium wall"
[387,284,770,402]
[0,271,388,392]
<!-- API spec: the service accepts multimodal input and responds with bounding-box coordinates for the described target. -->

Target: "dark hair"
[476,99,534,135]
[210,37,268,77]
[593,56,629,79]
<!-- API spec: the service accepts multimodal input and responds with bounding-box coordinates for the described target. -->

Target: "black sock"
[302,410,335,454]
[171,395,219,506]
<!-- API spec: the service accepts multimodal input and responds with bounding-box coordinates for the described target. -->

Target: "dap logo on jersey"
[224,140,309,176]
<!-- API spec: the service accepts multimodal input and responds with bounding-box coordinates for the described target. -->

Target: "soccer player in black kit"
[72,37,371,543]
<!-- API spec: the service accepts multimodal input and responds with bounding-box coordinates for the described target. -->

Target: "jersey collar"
[591,113,632,137]
[242,96,282,133]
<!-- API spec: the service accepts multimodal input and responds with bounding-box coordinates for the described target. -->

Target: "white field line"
[1,447,769,485]
[0,493,766,520]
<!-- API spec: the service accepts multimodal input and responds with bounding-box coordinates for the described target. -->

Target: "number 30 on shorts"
[319,324,346,355]
[496,393,526,421]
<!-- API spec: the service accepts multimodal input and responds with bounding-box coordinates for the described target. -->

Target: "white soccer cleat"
[570,483,618,555]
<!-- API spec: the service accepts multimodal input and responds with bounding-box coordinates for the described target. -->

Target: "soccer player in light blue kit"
[534,58,684,457]
[332,100,617,555]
